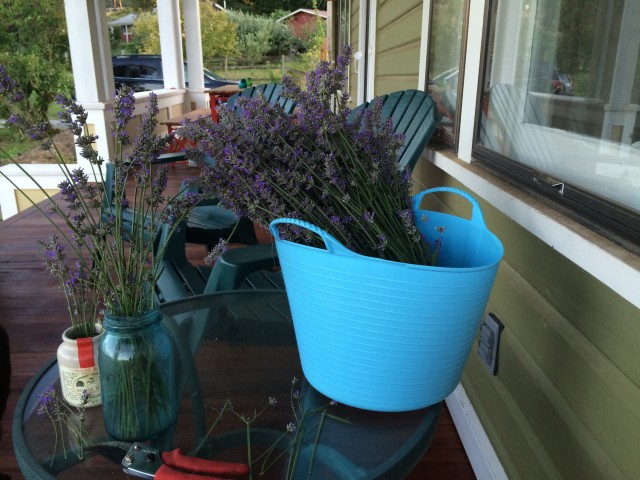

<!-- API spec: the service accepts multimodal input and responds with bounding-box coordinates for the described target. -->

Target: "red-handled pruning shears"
[87,441,249,480]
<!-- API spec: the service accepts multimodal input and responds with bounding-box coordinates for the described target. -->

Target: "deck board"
[0,163,475,479]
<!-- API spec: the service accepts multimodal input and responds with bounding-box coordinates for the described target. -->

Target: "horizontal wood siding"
[375,0,422,96]
[415,161,640,479]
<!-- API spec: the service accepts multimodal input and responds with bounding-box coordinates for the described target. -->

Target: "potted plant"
[180,46,504,411]
[0,65,202,439]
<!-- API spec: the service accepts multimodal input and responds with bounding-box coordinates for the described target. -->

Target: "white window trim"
[366,1,376,102]
[421,0,640,310]
[417,0,432,91]
[428,151,640,311]
[356,0,368,104]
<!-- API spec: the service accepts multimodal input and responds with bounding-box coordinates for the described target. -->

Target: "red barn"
[278,8,328,40]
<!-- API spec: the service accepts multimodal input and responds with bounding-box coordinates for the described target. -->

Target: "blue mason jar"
[98,308,178,441]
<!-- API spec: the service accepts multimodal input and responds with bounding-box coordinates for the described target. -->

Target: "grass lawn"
[0,127,32,163]
[0,103,65,166]
[216,57,312,85]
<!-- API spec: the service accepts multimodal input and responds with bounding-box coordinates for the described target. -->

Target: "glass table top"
[14,290,442,479]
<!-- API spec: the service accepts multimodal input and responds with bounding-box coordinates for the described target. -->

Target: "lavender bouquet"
[1,67,202,439]
[181,45,439,266]
[38,235,100,339]
[0,66,200,318]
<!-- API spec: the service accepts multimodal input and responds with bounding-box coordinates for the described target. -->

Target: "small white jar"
[57,323,103,407]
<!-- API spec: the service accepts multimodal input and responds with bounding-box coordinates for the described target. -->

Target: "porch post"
[63,0,116,175]
[157,0,186,91]
[183,0,208,109]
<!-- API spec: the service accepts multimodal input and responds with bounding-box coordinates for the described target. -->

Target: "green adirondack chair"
[204,89,441,293]
[153,84,296,303]
[181,83,297,249]
[154,89,440,303]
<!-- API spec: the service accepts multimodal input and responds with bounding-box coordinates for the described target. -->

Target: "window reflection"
[478,0,640,215]
[427,0,466,140]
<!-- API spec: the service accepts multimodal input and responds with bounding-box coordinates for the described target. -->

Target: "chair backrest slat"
[347,89,439,172]
[227,83,296,115]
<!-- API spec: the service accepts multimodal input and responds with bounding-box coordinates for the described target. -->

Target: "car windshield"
[183,65,225,82]
[204,67,223,80]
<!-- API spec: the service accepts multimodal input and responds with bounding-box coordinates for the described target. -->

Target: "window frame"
[471,0,640,245]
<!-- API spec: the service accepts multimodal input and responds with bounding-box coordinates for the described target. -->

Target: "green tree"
[200,5,238,64]
[227,10,294,62]
[126,0,156,10]
[0,0,73,121]
[132,11,160,54]
[131,3,239,63]
[298,0,327,69]
[428,0,465,77]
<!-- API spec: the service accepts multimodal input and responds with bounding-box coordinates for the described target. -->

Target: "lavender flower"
[183,45,435,265]
[0,65,24,103]
[55,94,102,165]
[37,386,93,466]
[39,236,99,338]
[204,238,229,265]
[37,386,60,417]
[112,87,135,146]
[1,64,202,319]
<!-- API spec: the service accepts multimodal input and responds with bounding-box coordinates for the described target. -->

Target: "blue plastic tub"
[270,187,504,411]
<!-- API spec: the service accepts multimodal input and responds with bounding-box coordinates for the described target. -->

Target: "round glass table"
[13,290,442,479]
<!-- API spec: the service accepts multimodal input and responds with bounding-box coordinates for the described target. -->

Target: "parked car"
[112,54,236,92]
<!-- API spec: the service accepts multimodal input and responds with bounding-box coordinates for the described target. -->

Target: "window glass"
[338,0,350,49]
[129,64,159,80]
[477,0,640,217]
[335,0,350,94]
[427,0,467,143]
[113,64,128,77]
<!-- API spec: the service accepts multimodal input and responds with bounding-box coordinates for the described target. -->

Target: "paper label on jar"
[59,365,102,407]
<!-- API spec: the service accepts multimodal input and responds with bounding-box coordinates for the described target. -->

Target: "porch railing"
[0,89,189,220]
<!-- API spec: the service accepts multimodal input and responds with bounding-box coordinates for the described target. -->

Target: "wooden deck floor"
[0,163,475,479]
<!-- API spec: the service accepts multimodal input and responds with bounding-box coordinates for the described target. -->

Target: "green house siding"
[374,0,422,96]
[345,0,640,476]
[415,162,640,479]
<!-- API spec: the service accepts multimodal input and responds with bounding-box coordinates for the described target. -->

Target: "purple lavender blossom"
[126,92,172,168]
[112,87,136,146]
[178,43,435,264]
[204,238,229,265]
[1,64,203,319]
[56,94,102,165]
[42,236,65,264]
[0,65,25,103]
[363,211,375,224]
[37,386,59,417]
[38,236,98,337]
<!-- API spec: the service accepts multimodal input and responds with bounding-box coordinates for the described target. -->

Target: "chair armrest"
[177,179,220,206]
[204,244,279,293]
[154,151,187,164]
